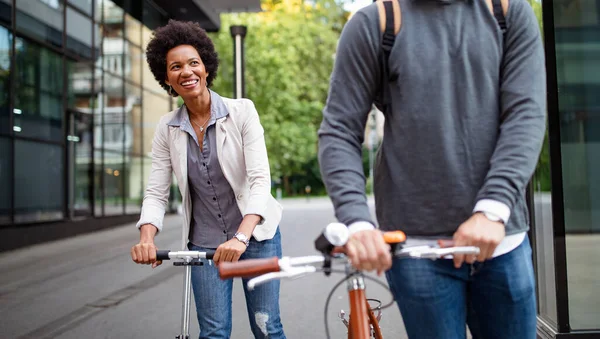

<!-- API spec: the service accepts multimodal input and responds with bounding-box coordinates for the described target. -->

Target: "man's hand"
[345,230,392,275]
[131,224,162,268]
[213,238,247,265]
[452,213,505,268]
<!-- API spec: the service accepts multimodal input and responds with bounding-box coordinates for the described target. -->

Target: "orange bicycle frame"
[346,275,383,339]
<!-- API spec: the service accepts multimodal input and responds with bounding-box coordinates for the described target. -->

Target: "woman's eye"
[171,66,179,70]
[191,61,199,65]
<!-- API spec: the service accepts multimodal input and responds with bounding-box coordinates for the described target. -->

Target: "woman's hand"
[131,224,162,268]
[213,238,247,265]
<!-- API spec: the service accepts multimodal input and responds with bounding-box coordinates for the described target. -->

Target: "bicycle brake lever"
[247,266,317,290]
[396,246,480,260]
[247,272,284,290]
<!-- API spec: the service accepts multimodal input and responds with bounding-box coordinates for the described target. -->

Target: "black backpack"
[373,0,508,113]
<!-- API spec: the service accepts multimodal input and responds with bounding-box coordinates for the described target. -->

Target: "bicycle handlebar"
[217,224,479,288]
[217,245,480,289]
[156,250,216,261]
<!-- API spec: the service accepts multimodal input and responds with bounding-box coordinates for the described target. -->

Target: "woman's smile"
[180,78,199,89]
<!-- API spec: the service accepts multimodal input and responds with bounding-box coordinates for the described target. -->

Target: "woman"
[130,20,286,339]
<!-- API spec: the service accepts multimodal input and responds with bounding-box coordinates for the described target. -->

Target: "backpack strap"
[374,0,507,112]
[489,0,509,76]
[374,0,401,113]
[380,1,397,59]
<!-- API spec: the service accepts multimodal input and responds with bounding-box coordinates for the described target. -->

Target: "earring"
[169,85,176,96]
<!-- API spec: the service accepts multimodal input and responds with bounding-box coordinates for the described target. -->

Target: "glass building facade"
[0,0,181,240]
[532,0,600,337]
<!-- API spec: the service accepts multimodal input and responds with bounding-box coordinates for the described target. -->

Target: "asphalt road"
[0,197,408,339]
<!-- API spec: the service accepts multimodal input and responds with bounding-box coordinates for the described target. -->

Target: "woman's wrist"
[236,214,261,237]
[139,224,158,242]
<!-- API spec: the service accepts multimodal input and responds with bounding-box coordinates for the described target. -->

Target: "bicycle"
[155,249,216,339]
[217,223,480,339]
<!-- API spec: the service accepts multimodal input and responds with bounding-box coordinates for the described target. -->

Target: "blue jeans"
[385,235,536,339]
[188,228,286,339]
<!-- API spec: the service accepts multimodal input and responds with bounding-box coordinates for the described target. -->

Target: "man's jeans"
[385,235,537,339]
[188,228,286,339]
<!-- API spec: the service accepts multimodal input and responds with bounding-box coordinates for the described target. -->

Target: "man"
[318,0,546,337]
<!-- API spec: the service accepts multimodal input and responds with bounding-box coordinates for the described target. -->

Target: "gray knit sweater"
[318,0,546,236]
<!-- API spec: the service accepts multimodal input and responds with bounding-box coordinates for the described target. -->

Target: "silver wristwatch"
[234,232,250,246]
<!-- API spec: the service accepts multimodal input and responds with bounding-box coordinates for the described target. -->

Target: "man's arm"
[318,8,381,227]
[474,0,546,221]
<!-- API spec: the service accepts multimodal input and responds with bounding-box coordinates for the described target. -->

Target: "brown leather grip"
[218,257,280,279]
[437,239,455,248]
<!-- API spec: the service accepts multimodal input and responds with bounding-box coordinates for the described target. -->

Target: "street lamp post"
[230,25,247,99]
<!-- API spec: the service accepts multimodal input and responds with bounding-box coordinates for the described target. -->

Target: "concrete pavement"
[0,197,408,339]
[1,196,597,338]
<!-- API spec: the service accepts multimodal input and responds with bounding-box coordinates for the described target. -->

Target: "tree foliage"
[209,0,348,185]
[527,0,551,192]
[208,0,551,194]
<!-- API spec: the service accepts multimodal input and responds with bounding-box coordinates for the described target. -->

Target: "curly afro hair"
[145,20,219,97]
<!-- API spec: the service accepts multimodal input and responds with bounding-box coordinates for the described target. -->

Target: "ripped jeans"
[189,228,286,339]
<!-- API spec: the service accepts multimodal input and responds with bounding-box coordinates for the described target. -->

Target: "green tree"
[527,0,551,191]
[209,0,347,194]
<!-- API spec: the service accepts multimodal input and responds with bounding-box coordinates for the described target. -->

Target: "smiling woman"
[133,20,286,339]
[145,20,219,96]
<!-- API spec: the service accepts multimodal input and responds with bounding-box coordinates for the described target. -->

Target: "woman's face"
[165,45,209,100]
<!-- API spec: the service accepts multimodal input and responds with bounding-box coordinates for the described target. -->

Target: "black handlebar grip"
[156,250,170,261]
[205,250,216,260]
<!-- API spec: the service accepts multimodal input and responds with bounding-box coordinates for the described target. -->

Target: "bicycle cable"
[322,269,396,339]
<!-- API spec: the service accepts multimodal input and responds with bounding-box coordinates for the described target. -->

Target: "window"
[103,149,123,216]
[125,43,142,85]
[0,26,11,136]
[14,38,63,142]
[0,0,11,27]
[14,140,64,223]
[16,0,64,47]
[142,90,170,157]
[68,110,93,216]
[125,13,141,46]
[98,72,125,151]
[126,83,142,155]
[68,60,95,110]
[0,137,11,225]
[66,6,93,58]
[125,155,142,214]
[142,25,164,94]
[553,0,600,330]
[68,0,92,16]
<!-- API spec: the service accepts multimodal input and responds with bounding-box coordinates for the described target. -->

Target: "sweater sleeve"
[475,0,547,215]
[318,8,381,226]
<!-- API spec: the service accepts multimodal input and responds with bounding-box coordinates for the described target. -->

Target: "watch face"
[235,233,249,244]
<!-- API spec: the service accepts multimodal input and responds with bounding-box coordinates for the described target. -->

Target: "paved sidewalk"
[0,198,403,339]
[1,196,597,337]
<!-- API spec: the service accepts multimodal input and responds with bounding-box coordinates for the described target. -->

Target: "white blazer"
[136,97,283,249]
